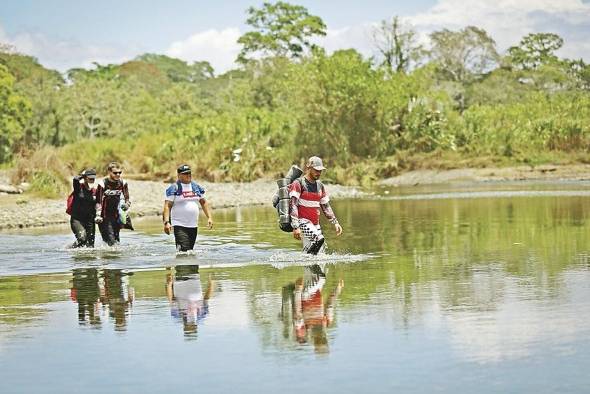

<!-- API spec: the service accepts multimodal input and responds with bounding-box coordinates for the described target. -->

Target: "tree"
[0,47,65,148]
[288,49,385,161]
[236,1,326,64]
[0,64,31,162]
[507,33,563,70]
[372,16,424,74]
[135,54,214,82]
[429,26,499,83]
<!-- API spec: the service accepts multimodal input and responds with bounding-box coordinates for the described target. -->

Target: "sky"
[1,0,589,74]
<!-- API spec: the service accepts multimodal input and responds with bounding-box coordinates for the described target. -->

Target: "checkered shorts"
[300,221,326,254]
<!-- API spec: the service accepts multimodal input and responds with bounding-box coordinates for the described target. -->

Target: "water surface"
[1,182,590,393]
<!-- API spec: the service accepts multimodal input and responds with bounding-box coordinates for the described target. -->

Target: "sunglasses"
[112,171,122,175]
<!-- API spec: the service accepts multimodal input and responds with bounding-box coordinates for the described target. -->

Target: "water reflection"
[280,264,343,354]
[166,265,213,338]
[70,269,102,327]
[70,268,134,331]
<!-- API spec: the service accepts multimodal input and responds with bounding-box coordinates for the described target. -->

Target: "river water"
[1,181,590,393]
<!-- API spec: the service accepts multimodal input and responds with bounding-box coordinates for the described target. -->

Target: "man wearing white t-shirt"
[162,164,213,251]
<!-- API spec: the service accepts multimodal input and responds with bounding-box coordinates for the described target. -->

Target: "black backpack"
[272,165,303,232]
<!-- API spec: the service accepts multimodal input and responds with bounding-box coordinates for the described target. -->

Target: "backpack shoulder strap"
[171,181,182,204]
[297,177,306,192]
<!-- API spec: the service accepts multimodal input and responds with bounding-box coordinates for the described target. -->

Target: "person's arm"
[94,183,104,223]
[165,273,174,302]
[325,279,344,326]
[73,175,82,193]
[122,181,131,210]
[289,182,302,240]
[319,187,342,236]
[163,200,173,234]
[199,198,213,229]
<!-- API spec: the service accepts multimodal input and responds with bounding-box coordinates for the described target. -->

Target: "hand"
[335,223,343,236]
[121,201,130,211]
[293,228,302,240]
[207,218,213,229]
[164,222,171,235]
[94,216,103,224]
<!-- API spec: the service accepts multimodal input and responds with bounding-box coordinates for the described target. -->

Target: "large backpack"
[272,165,304,232]
[65,192,75,215]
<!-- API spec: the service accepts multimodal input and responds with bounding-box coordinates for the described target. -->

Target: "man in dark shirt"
[70,168,97,248]
[95,162,131,246]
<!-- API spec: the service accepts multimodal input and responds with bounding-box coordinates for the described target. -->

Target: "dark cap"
[82,168,96,178]
[177,164,191,174]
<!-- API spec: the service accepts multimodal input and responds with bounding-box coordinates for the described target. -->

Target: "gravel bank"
[0,179,365,230]
[379,164,590,186]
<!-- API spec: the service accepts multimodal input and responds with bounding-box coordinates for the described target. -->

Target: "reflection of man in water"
[70,268,102,327]
[166,265,213,337]
[281,264,343,353]
[100,269,134,331]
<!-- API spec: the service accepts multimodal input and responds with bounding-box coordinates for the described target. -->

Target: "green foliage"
[507,33,564,70]
[0,64,31,162]
[237,1,326,63]
[457,92,590,156]
[288,49,387,162]
[3,12,590,192]
[29,169,68,198]
[135,53,214,82]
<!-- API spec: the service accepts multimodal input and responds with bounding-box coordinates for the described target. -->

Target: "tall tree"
[429,26,499,83]
[0,64,31,162]
[507,33,564,70]
[236,1,326,64]
[372,16,424,74]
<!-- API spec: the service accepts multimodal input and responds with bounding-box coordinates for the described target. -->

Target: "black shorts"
[173,226,198,251]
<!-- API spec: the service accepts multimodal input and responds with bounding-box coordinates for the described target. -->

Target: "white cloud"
[320,25,374,58]
[406,0,590,59]
[0,24,138,72]
[165,28,242,74]
[317,0,590,63]
[2,0,588,73]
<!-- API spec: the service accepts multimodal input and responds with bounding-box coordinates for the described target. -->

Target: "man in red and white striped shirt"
[289,156,343,254]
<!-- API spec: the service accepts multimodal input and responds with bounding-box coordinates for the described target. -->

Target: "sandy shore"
[0,178,365,230]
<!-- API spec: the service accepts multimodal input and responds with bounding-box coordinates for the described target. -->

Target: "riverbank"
[0,178,365,230]
[378,164,590,186]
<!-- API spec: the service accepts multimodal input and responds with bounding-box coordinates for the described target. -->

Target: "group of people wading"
[68,156,343,253]
[69,162,131,248]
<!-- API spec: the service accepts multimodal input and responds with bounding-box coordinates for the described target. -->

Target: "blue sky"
[1,0,589,73]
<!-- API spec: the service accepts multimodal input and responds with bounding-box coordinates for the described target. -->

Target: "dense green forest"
[1,2,589,196]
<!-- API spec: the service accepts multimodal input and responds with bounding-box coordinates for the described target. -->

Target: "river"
[1,181,589,393]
